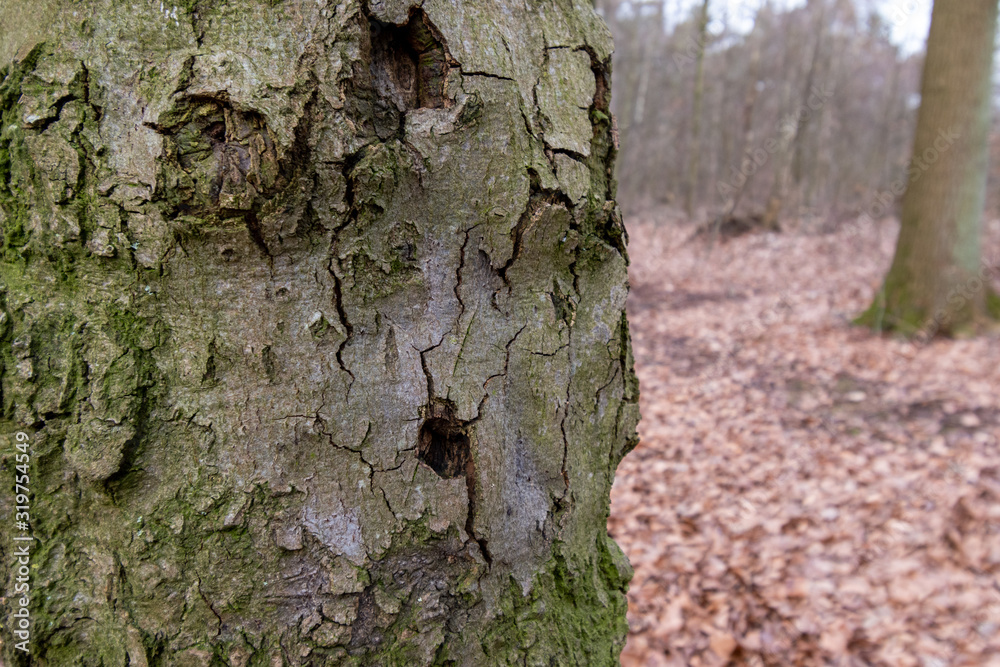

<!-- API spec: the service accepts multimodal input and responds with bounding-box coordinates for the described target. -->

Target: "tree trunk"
[0,0,639,664]
[683,0,710,219]
[858,0,1000,336]
[762,1,825,231]
[715,9,761,216]
[790,0,827,193]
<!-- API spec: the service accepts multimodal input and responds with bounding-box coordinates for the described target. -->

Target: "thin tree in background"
[684,0,711,218]
[716,7,763,217]
[858,0,1000,336]
[762,0,827,230]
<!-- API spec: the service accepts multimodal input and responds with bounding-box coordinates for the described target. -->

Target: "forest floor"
[610,211,1000,666]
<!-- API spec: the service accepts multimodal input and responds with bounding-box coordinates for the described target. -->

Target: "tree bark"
[0,0,639,664]
[858,0,1000,336]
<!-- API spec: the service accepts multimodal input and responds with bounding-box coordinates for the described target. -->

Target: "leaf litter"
[610,212,1000,666]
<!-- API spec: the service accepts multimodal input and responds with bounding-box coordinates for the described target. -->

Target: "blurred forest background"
[598,0,1000,224]
[602,1,1000,664]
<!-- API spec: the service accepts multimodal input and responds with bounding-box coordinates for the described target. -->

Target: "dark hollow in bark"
[370,9,452,111]
[418,403,471,480]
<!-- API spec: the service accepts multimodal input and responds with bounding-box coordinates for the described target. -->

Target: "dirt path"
[611,213,1000,666]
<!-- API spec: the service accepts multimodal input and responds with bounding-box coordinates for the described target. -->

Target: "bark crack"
[454,224,480,317]
[416,334,445,403]
[529,343,569,357]
[329,257,356,391]
[612,312,640,464]
[559,402,571,498]
[459,71,515,82]
[243,209,274,263]
[496,188,542,288]
[446,222,484,390]
[185,5,205,48]
[197,577,223,638]
[558,282,578,499]
[594,362,620,403]
[465,456,492,567]
[324,144,379,396]
[472,323,527,424]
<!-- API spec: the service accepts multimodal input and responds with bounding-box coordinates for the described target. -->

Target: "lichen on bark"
[0,0,638,664]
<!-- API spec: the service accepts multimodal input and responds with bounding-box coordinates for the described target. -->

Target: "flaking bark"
[0,0,638,664]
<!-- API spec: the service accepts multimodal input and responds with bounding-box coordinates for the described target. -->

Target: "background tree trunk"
[0,0,638,664]
[683,0,710,219]
[762,1,825,232]
[858,0,1000,335]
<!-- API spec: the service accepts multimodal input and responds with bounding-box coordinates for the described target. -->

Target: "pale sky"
[654,0,934,55]
[868,0,933,54]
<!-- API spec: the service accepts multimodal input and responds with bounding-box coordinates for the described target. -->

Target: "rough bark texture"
[858,0,1000,336]
[0,0,638,664]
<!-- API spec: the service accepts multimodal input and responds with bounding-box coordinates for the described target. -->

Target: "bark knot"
[147,97,289,257]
